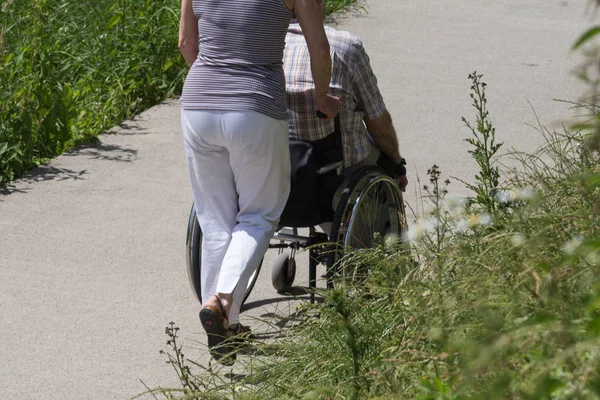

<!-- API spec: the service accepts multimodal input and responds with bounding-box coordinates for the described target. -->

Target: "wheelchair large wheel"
[186,204,261,306]
[327,167,406,282]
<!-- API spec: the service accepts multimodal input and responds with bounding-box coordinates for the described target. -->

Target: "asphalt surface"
[0,1,592,398]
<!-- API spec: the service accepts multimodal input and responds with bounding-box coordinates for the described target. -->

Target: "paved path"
[0,1,591,398]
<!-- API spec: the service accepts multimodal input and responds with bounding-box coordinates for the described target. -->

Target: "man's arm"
[365,110,401,164]
[365,111,408,191]
[348,38,408,191]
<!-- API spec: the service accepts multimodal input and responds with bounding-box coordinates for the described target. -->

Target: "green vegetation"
[326,0,362,16]
[0,0,186,186]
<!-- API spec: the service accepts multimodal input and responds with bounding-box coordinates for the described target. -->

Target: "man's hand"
[316,94,341,120]
[396,174,408,192]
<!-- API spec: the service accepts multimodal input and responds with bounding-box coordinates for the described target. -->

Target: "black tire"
[271,252,296,292]
[186,204,261,306]
[327,167,405,285]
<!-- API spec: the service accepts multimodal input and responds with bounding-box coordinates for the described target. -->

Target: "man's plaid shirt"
[283,23,387,167]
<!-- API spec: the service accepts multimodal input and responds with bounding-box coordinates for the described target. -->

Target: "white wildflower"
[422,290,431,297]
[443,195,467,216]
[453,218,470,234]
[384,233,400,247]
[514,316,529,325]
[467,213,493,228]
[562,235,584,255]
[495,189,516,203]
[518,186,536,200]
[403,300,410,306]
[478,213,493,226]
[511,233,527,247]
[407,223,427,242]
[406,217,439,242]
[495,186,536,203]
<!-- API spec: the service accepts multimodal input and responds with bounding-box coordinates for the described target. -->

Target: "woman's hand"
[316,94,341,120]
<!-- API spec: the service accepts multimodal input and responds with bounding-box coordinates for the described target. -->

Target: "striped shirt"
[284,23,387,167]
[181,0,293,120]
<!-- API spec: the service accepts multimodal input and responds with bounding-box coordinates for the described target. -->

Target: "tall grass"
[0,0,186,185]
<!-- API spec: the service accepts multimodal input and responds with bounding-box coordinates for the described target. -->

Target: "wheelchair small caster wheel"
[271,252,296,292]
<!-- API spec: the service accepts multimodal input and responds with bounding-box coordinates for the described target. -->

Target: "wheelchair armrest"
[317,161,343,176]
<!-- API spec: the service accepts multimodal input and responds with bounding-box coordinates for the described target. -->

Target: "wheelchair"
[185,121,406,306]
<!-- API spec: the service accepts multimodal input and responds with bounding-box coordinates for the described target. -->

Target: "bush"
[0,0,186,185]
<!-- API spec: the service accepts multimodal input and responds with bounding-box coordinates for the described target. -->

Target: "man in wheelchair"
[280,0,408,229]
[263,0,409,299]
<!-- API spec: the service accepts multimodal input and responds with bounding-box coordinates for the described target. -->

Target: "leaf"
[588,378,600,396]
[107,14,121,30]
[573,26,600,50]
[419,378,438,393]
[587,313,600,337]
[0,142,7,156]
[517,312,555,328]
[569,123,594,132]
[301,387,332,399]
[535,375,564,398]
[162,59,173,71]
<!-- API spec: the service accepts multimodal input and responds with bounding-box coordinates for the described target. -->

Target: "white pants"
[182,109,290,324]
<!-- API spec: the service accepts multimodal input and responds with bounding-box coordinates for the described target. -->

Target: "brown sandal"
[199,296,236,365]
[229,323,252,340]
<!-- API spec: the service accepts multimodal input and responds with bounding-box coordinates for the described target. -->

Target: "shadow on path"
[241,286,314,313]
[107,121,152,135]
[0,142,137,198]
[0,165,88,198]
[66,142,138,163]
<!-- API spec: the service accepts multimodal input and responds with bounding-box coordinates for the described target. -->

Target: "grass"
[232,75,600,400]
[143,69,600,399]
[326,0,363,16]
[0,0,186,186]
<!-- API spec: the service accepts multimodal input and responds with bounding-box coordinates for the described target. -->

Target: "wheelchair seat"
[279,117,345,228]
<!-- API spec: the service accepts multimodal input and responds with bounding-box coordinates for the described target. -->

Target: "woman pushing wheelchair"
[178,0,340,364]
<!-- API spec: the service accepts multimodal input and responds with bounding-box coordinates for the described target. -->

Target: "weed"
[461,72,504,215]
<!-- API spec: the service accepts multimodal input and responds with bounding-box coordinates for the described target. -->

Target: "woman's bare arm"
[292,0,341,119]
[178,0,199,67]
